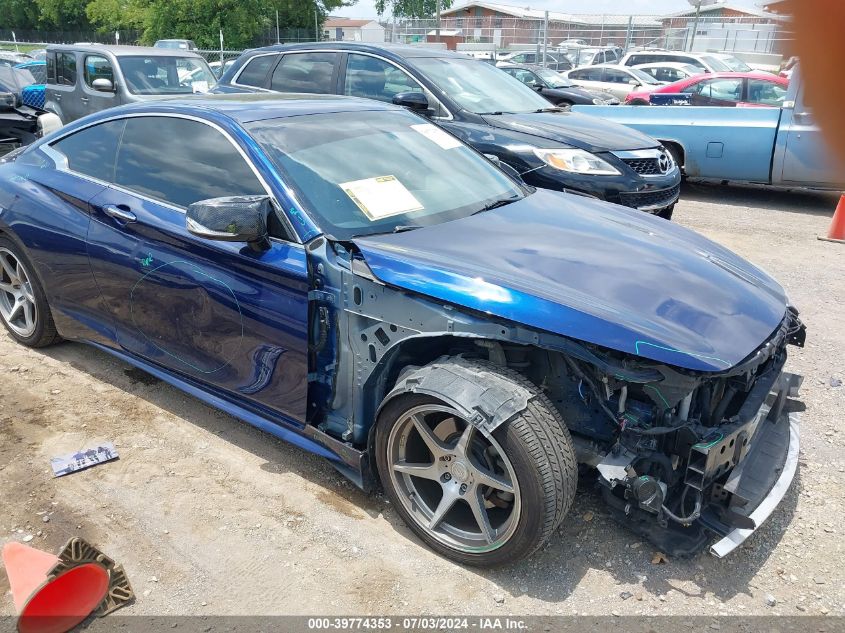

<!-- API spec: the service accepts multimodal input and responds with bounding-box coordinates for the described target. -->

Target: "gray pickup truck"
[44,44,217,123]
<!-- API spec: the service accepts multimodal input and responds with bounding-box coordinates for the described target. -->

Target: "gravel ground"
[1,181,844,618]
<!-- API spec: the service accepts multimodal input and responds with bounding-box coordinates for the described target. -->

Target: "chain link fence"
[1,13,794,72]
[380,14,791,58]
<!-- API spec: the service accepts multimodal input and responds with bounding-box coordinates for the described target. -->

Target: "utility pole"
[685,0,716,51]
[436,0,442,43]
[542,10,548,68]
[276,10,280,44]
[315,1,319,42]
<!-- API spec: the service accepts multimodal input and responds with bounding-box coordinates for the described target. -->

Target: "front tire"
[375,361,577,567]
[657,204,675,221]
[0,237,60,347]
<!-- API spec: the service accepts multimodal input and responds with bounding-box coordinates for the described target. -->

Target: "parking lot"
[1,180,843,618]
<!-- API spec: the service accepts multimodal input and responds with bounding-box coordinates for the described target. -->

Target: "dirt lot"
[1,181,844,618]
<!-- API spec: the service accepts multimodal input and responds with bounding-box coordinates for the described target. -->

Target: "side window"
[114,117,265,209]
[236,54,278,87]
[604,69,631,84]
[56,53,77,86]
[84,55,114,88]
[46,52,57,83]
[344,53,422,102]
[51,119,126,181]
[700,78,743,101]
[270,52,337,94]
[571,68,600,81]
[507,68,537,86]
[747,79,787,106]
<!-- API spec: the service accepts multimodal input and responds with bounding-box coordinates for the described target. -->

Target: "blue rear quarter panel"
[571,105,782,182]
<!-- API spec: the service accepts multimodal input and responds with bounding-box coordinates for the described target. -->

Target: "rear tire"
[375,360,577,567]
[0,237,60,348]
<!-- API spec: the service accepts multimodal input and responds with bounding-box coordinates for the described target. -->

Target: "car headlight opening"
[533,148,621,175]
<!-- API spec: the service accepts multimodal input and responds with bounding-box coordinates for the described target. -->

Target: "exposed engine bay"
[507,307,806,556]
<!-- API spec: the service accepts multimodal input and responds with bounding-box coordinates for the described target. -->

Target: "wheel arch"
[660,140,686,171]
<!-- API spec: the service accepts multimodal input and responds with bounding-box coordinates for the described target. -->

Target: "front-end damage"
[304,236,806,557]
[547,309,806,556]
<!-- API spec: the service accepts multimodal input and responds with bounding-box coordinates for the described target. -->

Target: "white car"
[708,53,753,72]
[634,62,703,84]
[564,64,663,100]
[619,50,732,74]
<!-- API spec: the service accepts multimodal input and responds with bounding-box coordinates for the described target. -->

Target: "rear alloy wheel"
[0,239,59,347]
[376,363,577,566]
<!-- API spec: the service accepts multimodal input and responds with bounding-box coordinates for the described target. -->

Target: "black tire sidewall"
[0,236,56,347]
[375,393,552,567]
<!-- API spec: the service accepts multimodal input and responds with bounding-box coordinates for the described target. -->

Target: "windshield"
[628,68,662,85]
[0,66,35,93]
[118,56,215,95]
[700,55,732,72]
[410,56,552,114]
[536,68,572,88]
[247,110,524,240]
[717,55,752,72]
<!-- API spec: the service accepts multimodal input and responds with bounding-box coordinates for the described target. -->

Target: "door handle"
[103,205,136,223]
[80,97,89,103]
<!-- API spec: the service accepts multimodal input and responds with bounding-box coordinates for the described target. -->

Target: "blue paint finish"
[86,341,340,462]
[129,259,245,374]
[355,188,787,372]
[571,104,782,182]
[0,95,797,487]
[85,183,311,423]
[0,159,116,345]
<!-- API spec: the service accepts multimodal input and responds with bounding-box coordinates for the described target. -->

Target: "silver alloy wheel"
[0,248,38,338]
[387,404,521,553]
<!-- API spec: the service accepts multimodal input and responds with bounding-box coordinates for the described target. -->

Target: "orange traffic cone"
[819,194,845,244]
[2,541,110,633]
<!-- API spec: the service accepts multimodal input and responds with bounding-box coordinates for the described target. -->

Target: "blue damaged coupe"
[0,94,805,566]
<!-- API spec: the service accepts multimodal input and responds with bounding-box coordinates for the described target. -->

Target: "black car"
[498,63,620,107]
[496,50,572,72]
[216,43,681,218]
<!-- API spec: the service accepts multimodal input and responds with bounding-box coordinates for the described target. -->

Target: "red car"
[625,72,790,107]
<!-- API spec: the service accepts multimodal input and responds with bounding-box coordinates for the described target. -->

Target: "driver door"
[82,114,309,424]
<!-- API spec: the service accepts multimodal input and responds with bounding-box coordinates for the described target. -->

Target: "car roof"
[241,41,463,60]
[684,71,784,80]
[576,64,633,70]
[93,92,400,124]
[45,44,203,58]
[499,63,556,73]
[633,62,700,69]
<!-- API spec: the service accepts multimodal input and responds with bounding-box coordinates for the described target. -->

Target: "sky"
[333,0,764,19]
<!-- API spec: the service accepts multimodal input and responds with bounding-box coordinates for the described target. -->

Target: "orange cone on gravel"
[1,541,109,633]
[819,194,845,244]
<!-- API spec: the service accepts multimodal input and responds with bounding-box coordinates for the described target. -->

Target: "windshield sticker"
[339,175,423,220]
[410,124,462,150]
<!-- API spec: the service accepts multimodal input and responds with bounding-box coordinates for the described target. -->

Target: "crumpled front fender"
[377,356,531,435]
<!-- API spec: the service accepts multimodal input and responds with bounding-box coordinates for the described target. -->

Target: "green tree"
[86,0,148,32]
[0,0,41,29]
[374,0,452,18]
[85,0,354,49]
[35,0,92,28]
